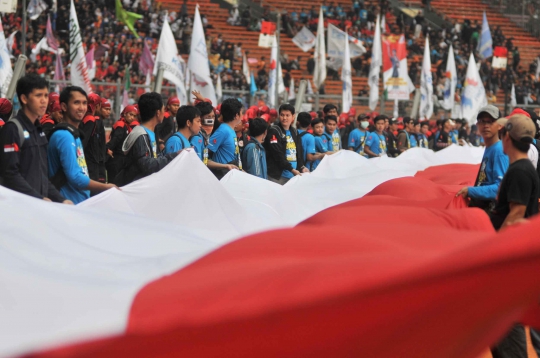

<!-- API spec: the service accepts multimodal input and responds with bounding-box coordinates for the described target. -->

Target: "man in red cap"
[79,93,107,183]
[40,100,63,137]
[155,96,180,152]
[106,105,138,184]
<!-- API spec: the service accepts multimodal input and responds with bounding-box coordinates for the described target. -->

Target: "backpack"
[47,123,82,190]
[340,124,355,149]
[5,117,26,148]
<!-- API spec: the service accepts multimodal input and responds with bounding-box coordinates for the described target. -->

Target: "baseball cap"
[497,114,536,143]
[477,105,501,121]
[388,117,398,124]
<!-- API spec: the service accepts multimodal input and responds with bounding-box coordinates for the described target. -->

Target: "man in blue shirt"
[364,115,388,157]
[207,98,242,179]
[297,112,323,166]
[164,106,201,154]
[397,117,416,153]
[348,114,370,157]
[48,86,117,204]
[312,118,334,171]
[417,121,429,148]
[457,105,509,211]
[242,117,268,179]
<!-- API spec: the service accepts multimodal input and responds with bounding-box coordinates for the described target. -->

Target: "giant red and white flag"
[69,0,92,93]
[382,34,414,100]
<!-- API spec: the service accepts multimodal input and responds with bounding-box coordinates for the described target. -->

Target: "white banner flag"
[442,44,457,111]
[419,37,433,120]
[268,35,285,108]
[154,19,188,105]
[461,52,487,124]
[342,35,353,114]
[216,74,223,101]
[0,0,16,13]
[327,24,366,59]
[0,17,13,97]
[368,15,381,111]
[27,0,47,20]
[69,0,92,94]
[313,7,326,90]
[289,77,295,100]
[382,34,415,100]
[510,84,517,108]
[187,6,216,105]
[292,26,316,52]
[243,52,250,85]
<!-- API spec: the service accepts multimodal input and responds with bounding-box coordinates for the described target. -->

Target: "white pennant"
[0,17,13,97]
[419,37,433,120]
[313,7,326,90]
[341,33,353,114]
[461,52,487,124]
[69,0,92,93]
[368,15,381,111]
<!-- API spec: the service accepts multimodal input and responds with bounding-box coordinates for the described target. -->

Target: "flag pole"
[275,12,281,109]
[22,0,27,56]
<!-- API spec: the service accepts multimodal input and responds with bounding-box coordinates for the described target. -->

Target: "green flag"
[124,66,131,91]
[115,0,143,39]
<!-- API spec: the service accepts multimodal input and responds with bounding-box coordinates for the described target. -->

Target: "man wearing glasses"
[456,105,509,212]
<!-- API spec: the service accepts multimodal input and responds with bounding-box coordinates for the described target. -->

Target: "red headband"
[122,105,137,116]
[167,97,180,106]
[101,98,111,109]
[48,100,62,113]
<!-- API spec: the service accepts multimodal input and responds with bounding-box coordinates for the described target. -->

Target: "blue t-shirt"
[417,133,429,148]
[282,129,298,179]
[450,130,458,144]
[164,132,191,154]
[312,135,330,171]
[48,130,90,204]
[190,132,208,165]
[326,129,341,152]
[299,129,316,164]
[365,132,387,156]
[208,124,239,165]
[348,129,369,157]
[142,126,157,157]
[468,140,509,201]
[409,132,418,147]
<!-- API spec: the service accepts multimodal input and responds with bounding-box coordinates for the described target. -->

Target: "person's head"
[436,119,443,129]
[455,119,462,129]
[221,98,243,125]
[167,96,181,116]
[297,112,312,130]
[414,121,421,133]
[403,116,414,131]
[195,101,215,134]
[374,115,387,133]
[248,117,268,140]
[122,105,138,124]
[384,117,389,130]
[388,117,398,132]
[176,105,201,135]
[498,114,535,155]
[312,118,324,135]
[0,99,13,121]
[442,119,454,133]
[16,74,49,119]
[100,98,111,119]
[420,121,429,134]
[476,105,502,141]
[358,114,370,130]
[138,92,165,124]
[279,103,295,129]
[48,100,63,122]
[59,86,88,123]
[87,93,101,116]
[323,103,338,117]
[324,115,338,134]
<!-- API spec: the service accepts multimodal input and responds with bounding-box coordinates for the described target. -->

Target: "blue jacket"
[241,138,267,179]
[468,140,509,200]
[47,125,91,204]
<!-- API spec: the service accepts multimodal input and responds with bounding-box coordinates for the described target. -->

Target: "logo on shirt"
[270,135,278,144]
[213,139,217,144]
[4,143,19,152]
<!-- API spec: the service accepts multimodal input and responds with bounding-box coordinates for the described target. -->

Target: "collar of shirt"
[16,111,41,133]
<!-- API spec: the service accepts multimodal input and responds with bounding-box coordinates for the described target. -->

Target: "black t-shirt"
[490,159,540,230]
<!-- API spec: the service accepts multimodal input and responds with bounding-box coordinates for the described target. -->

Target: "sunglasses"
[477,119,495,125]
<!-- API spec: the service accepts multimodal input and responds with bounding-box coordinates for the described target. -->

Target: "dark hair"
[248,117,268,137]
[403,116,413,125]
[324,115,337,124]
[297,112,312,128]
[16,74,49,104]
[279,103,295,115]
[195,101,214,117]
[323,104,337,114]
[138,92,164,123]
[374,115,387,124]
[176,105,201,129]
[436,119,443,127]
[420,121,429,127]
[59,86,87,106]
[358,114,370,122]
[221,98,243,123]
[509,135,530,153]
[311,118,323,127]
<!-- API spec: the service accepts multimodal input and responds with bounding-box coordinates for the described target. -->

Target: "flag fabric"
[69,0,92,94]
[31,36,62,62]
[187,6,217,105]
[442,44,457,111]
[393,97,399,118]
[268,35,285,108]
[289,77,295,100]
[536,58,540,81]
[0,17,13,97]
[27,0,47,20]
[510,84,517,108]
[53,52,65,93]
[154,19,187,105]
[492,46,508,69]
[139,41,154,77]
[368,15,382,111]
[6,30,16,58]
[115,0,143,39]
[477,12,493,59]
[419,37,433,120]
[85,47,96,81]
[341,35,353,114]
[243,52,250,85]
[46,15,59,52]
[292,26,316,52]
[327,23,366,59]
[250,72,257,96]
[461,52,487,124]
[216,74,222,102]
[8,147,540,358]
[313,7,326,90]
[121,67,131,111]
[145,70,151,93]
[382,34,415,100]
